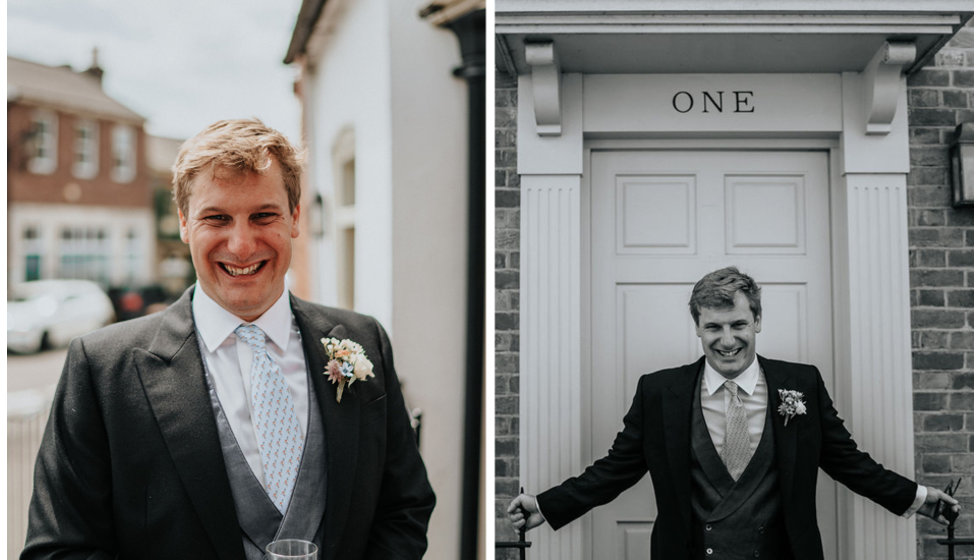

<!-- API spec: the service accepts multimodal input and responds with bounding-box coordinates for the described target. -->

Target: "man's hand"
[507,493,546,532]
[917,486,961,524]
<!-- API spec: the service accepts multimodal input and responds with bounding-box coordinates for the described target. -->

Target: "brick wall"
[907,19,974,560]
[494,71,520,559]
[7,103,151,208]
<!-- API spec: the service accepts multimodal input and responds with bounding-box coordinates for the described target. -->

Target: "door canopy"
[497,1,972,75]
[496,1,971,136]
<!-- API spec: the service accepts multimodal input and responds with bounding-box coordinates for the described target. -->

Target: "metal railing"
[8,389,52,560]
[495,487,532,560]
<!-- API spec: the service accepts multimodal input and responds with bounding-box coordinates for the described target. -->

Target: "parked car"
[7,279,116,354]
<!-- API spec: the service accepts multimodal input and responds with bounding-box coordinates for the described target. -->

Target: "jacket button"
[754,551,760,558]
[759,525,765,534]
[706,548,713,555]
[706,524,712,531]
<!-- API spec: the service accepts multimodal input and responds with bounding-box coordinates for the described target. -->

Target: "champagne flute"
[265,539,318,560]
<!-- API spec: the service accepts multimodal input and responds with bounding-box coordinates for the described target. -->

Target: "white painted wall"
[301,2,470,557]
[388,4,469,559]
[8,203,155,288]
[306,0,394,328]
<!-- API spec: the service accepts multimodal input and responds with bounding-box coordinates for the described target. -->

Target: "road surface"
[8,347,67,395]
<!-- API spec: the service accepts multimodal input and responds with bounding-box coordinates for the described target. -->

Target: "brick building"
[495,4,972,560]
[7,55,154,291]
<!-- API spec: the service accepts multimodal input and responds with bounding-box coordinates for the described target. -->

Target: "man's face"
[695,291,761,379]
[179,161,299,322]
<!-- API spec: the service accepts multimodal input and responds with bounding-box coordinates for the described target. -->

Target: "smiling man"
[508,266,958,560]
[23,119,435,560]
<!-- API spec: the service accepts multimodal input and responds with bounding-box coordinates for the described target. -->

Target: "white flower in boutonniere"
[321,337,375,403]
[777,389,807,426]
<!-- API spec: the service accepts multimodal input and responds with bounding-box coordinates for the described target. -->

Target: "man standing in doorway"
[509,266,958,560]
[24,119,435,560]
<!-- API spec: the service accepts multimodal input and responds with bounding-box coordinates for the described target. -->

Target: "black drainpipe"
[443,8,486,560]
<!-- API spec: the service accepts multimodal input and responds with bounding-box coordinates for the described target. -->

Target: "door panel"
[617,174,697,254]
[589,149,836,559]
[725,174,807,254]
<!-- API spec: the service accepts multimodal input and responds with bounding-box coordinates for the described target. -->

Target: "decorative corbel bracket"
[862,41,916,135]
[525,41,562,136]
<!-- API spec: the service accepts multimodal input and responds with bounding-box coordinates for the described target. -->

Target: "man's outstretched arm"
[507,375,651,532]
[812,366,961,520]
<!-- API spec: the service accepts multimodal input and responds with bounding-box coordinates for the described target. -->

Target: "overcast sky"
[7,0,305,142]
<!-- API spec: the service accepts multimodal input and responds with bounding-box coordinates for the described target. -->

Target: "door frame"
[580,139,842,559]
[518,71,918,560]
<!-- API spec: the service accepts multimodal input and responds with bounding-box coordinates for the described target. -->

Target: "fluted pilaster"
[840,173,917,560]
[520,174,583,560]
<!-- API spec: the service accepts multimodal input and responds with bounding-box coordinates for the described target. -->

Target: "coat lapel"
[290,297,360,560]
[133,288,244,560]
[663,358,704,528]
[759,356,799,506]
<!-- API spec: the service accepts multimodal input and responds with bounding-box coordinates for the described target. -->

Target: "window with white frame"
[332,128,357,310]
[125,228,141,285]
[28,110,58,174]
[58,226,110,285]
[111,124,136,183]
[73,119,99,179]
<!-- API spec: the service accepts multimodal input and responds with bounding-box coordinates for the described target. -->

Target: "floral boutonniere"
[321,337,375,403]
[777,389,806,426]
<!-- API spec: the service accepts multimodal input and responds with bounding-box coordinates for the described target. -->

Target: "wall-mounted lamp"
[951,122,973,207]
[309,193,326,237]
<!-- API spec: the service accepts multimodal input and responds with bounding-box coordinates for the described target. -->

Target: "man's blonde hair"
[172,118,303,216]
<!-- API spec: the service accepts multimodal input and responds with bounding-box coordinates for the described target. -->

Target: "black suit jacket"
[23,288,435,560]
[537,356,918,560]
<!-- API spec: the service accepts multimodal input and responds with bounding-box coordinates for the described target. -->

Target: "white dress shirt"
[192,284,309,484]
[701,357,767,459]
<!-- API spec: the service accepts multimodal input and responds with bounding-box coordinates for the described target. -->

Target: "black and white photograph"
[494,2,973,560]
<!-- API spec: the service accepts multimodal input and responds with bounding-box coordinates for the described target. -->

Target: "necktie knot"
[724,379,740,398]
[235,324,266,353]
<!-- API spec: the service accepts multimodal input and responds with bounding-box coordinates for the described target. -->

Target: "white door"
[588,149,837,560]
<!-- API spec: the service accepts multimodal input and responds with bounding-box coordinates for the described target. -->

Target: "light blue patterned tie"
[235,324,303,514]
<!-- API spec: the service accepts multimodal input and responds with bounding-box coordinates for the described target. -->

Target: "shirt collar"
[191,283,293,353]
[703,355,761,397]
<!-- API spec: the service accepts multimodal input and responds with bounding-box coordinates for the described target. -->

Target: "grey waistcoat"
[204,366,328,560]
[689,370,789,560]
